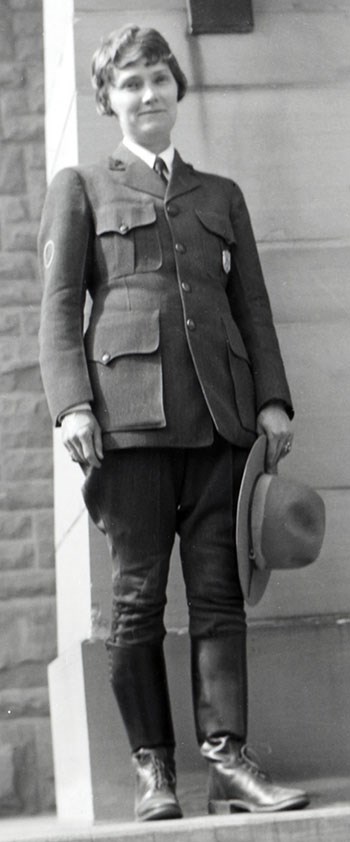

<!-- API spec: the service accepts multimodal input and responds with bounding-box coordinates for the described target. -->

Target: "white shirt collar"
[122,137,175,174]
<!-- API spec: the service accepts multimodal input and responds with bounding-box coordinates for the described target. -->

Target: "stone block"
[24,143,45,170]
[1,422,52,450]
[15,37,43,63]
[0,312,21,336]
[0,481,53,511]
[0,197,28,223]
[21,307,40,336]
[2,221,39,252]
[276,322,350,487]
[0,513,33,542]
[12,11,43,39]
[261,244,350,326]
[0,597,56,670]
[25,66,45,114]
[0,147,25,194]
[0,63,24,88]
[0,688,49,719]
[0,337,39,372]
[0,540,35,571]
[33,510,55,569]
[0,253,37,280]
[0,393,49,421]
[36,538,55,569]
[0,365,43,395]
[2,449,53,482]
[1,90,29,117]
[0,663,47,692]
[33,508,54,543]
[27,179,46,220]
[25,160,47,191]
[0,9,14,62]
[10,0,43,8]
[32,719,55,813]
[2,113,44,143]
[0,725,46,814]
[12,739,40,814]
[1,570,56,600]
[0,744,20,815]
[0,282,41,306]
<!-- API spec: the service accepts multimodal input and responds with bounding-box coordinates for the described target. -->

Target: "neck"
[125,134,171,155]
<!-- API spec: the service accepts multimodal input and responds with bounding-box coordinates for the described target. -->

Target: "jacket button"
[167,203,179,217]
[181,282,191,293]
[101,352,111,364]
[119,222,129,234]
[175,242,186,254]
[186,318,196,331]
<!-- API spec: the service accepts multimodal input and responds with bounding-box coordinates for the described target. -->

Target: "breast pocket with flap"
[195,209,235,279]
[95,202,162,279]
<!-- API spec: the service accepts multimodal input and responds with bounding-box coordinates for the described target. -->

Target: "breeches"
[82,436,248,645]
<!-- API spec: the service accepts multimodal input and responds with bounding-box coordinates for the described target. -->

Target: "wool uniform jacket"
[38,144,293,451]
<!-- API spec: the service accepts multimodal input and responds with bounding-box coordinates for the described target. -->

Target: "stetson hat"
[236,436,326,606]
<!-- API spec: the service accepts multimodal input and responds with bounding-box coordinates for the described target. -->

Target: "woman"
[38,25,307,821]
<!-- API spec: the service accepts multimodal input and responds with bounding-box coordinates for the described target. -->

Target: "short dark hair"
[91,25,188,116]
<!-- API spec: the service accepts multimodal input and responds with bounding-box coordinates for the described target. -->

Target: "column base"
[48,640,133,821]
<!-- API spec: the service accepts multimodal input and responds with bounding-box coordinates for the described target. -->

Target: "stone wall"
[0,0,55,815]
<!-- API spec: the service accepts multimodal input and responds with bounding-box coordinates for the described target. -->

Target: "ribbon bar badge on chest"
[222,249,231,274]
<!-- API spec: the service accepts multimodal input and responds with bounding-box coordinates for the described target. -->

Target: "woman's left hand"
[256,403,293,474]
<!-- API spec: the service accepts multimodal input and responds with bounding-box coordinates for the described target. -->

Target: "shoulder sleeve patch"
[43,239,55,269]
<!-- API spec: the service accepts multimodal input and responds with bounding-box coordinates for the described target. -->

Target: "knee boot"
[191,636,308,813]
[108,643,182,820]
[191,633,248,746]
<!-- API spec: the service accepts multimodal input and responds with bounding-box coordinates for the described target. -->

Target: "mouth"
[138,109,166,116]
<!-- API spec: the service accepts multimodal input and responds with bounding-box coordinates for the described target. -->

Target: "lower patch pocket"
[85,310,166,432]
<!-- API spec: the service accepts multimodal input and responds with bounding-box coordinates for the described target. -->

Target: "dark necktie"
[153,156,168,184]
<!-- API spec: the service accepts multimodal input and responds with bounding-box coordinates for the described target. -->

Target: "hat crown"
[236,436,326,606]
[251,474,326,571]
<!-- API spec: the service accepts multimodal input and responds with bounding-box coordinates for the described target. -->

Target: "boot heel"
[208,800,236,815]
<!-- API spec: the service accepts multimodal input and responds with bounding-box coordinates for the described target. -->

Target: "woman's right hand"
[62,409,104,468]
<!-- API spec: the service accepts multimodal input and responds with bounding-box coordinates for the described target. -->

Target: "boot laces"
[239,745,269,781]
[151,756,174,790]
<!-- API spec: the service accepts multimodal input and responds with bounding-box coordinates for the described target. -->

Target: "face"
[108,59,178,152]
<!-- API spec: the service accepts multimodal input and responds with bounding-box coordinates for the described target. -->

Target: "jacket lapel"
[108,143,165,199]
[166,150,201,201]
[108,144,201,201]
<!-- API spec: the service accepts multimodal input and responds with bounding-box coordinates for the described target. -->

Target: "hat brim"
[236,435,271,606]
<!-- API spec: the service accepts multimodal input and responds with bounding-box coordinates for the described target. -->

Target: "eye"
[122,78,141,91]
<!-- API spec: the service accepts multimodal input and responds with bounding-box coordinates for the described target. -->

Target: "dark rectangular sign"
[187,0,254,34]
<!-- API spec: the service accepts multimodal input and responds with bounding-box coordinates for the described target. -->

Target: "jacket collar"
[108,143,201,201]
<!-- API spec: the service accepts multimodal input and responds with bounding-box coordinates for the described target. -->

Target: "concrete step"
[1,778,350,842]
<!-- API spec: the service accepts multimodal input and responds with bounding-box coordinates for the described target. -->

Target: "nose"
[142,83,158,104]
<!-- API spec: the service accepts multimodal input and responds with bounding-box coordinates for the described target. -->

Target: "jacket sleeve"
[38,167,94,426]
[227,184,294,418]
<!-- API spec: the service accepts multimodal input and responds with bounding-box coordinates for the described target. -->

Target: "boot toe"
[136,795,183,821]
[209,784,309,814]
